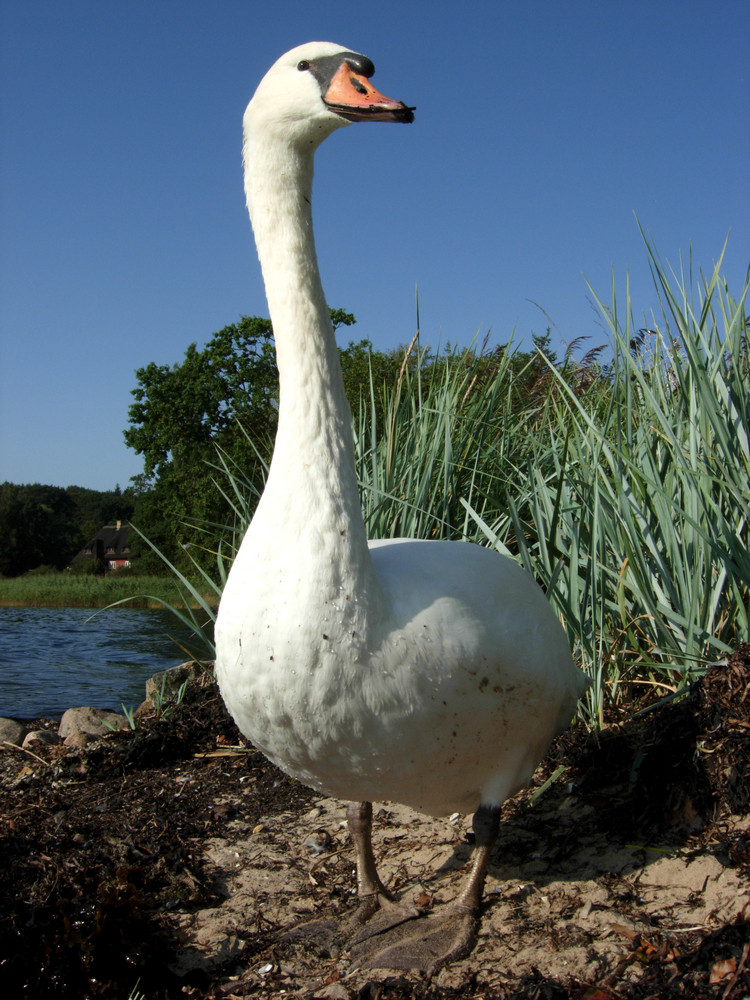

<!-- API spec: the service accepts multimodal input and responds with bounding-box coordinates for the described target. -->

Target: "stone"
[63,730,95,748]
[313,983,351,1000]
[22,729,60,748]
[141,661,209,710]
[0,717,28,747]
[58,706,129,740]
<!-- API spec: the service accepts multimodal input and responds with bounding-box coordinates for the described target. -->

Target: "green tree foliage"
[65,484,135,544]
[125,316,274,484]
[0,483,134,577]
[123,308,609,575]
[125,311,358,572]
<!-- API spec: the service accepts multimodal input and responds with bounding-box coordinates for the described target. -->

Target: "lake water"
[0,606,208,719]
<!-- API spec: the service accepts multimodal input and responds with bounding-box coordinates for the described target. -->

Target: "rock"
[0,717,28,747]
[313,983,351,1000]
[140,661,209,712]
[303,830,333,855]
[63,730,95,749]
[22,729,60,749]
[58,707,129,740]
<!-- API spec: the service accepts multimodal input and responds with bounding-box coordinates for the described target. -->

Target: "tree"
[0,483,137,577]
[0,483,81,576]
[124,311,358,571]
[126,317,271,484]
[65,485,135,544]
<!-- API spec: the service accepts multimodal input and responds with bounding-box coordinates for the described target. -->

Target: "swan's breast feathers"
[215,45,584,820]
[215,538,586,816]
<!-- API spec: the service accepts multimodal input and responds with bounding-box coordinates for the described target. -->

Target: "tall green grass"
[0,572,212,609]
[476,234,748,723]
[155,235,749,727]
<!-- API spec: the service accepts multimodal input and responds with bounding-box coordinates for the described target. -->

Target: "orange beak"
[324,62,414,123]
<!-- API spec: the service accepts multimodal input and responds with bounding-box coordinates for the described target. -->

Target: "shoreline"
[0,571,217,610]
[0,661,210,750]
[0,607,214,721]
[1,661,747,999]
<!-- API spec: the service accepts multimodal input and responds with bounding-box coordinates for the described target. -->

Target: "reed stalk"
[142,235,749,727]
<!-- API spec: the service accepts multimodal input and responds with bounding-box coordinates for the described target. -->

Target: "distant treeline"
[0,312,601,581]
[0,483,135,578]
[121,311,594,579]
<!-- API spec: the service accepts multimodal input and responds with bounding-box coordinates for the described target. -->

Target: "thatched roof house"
[78,521,132,570]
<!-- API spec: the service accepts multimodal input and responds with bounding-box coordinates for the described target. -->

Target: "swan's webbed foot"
[281,803,420,955]
[339,803,422,944]
[349,903,479,975]
[348,891,421,942]
[281,891,421,957]
[284,801,499,976]
[349,802,500,976]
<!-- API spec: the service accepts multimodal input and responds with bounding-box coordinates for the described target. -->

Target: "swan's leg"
[282,801,419,952]
[346,801,421,936]
[349,803,500,975]
[347,801,392,903]
[449,802,500,914]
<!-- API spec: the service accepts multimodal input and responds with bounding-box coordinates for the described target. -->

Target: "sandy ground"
[174,789,750,998]
[1,652,748,999]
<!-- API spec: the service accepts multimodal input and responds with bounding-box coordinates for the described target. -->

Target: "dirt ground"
[1,650,749,1000]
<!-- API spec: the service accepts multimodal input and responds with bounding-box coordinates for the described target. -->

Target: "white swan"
[215,41,588,973]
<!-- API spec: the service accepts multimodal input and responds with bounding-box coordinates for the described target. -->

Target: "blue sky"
[1,0,748,492]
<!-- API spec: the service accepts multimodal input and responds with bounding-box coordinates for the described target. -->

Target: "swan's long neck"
[243,129,378,597]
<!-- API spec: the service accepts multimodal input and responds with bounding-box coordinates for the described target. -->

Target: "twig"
[1,739,51,766]
[309,845,349,875]
[721,940,750,1000]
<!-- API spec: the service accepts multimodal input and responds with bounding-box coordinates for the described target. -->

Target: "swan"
[214,41,588,974]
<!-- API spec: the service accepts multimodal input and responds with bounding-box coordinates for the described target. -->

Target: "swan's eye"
[297,60,310,71]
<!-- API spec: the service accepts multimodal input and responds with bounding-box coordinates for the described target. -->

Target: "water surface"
[0,606,204,719]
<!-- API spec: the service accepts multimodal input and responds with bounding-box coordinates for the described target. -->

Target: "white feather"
[215,42,588,819]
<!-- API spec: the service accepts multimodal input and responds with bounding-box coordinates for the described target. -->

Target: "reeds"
[470,233,748,723]
[0,572,210,609]
[153,234,749,727]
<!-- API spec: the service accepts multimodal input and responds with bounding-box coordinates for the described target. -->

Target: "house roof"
[80,522,132,558]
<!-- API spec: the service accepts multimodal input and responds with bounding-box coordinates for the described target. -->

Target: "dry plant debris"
[1,650,748,999]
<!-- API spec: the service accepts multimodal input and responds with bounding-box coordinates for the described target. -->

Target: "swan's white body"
[215,42,587,822]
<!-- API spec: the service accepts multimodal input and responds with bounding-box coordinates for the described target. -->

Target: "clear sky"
[1,0,748,492]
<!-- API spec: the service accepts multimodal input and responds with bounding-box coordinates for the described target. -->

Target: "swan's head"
[244,42,414,150]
